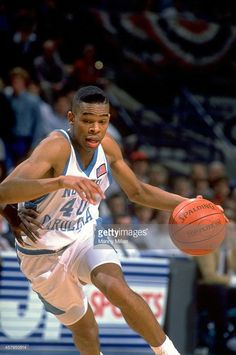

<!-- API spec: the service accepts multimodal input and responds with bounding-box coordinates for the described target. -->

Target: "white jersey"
[19,130,112,250]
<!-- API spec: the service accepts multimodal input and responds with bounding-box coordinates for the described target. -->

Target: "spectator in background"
[131,203,155,254]
[226,188,236,222]
[0,86,15,174]
[211,176,231,206]
[42,94,70,135]
[133,203,154,224]
[69,44,103,89]
[34,39,67,104]
[190,162,213,199]
[101,192,129,224]
[148,163,169,190]
[11,14,39,73]
[27,80,56,137]
[5,67,44,168]
[208,161,227,188]
[113,213,140,257]
[171,175,193,198]
[194,220,236,354]
[191,163,208,181]
[129,150,150,183]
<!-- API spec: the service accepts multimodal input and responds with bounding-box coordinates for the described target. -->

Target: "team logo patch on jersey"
[96,163,107,178]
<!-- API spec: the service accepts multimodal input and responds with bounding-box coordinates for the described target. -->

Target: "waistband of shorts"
[15,243,70,255]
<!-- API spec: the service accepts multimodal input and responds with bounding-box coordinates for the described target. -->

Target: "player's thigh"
[76,245,121,284]
[91,261,129,296]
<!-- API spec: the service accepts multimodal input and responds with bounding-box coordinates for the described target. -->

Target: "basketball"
[169,198,227,256]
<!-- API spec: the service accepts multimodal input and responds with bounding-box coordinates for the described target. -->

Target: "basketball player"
[0,86,188,355]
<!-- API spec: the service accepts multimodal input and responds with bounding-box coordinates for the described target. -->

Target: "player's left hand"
[196,195,229,223]
[59,175,105,204]
[2,204,42,245]
[12,208,43,246]
[15,207,43,245]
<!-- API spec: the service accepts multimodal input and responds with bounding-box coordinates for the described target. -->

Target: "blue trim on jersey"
[16,253,22,266]
[15,243,69,255]
[37,293,65,315]
[75,148,98,177]
[105,156,113,184]
[24,194,49,208]
[62,156,70,175]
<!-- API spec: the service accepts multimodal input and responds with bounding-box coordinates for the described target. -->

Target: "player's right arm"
[0,132,104,204]
[0,175,104,204]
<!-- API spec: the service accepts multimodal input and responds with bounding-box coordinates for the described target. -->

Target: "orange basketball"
[169,198,227,256]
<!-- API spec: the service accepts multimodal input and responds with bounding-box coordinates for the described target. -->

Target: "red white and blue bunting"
[92,9,236,67]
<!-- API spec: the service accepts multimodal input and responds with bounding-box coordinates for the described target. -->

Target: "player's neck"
[68,130,96,169]
[78,149,95,170]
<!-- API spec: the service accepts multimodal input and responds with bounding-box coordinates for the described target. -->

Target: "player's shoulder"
[37,130,71,156]
[102,133,122,163]
[102,133,120,150]
[44,130,69,143]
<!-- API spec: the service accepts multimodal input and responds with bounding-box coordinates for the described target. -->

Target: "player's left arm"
[102,135,187,211]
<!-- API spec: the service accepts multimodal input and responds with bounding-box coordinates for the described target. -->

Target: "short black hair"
[72,85,109,114]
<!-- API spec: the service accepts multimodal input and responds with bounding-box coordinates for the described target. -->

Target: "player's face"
[68,102,110,151]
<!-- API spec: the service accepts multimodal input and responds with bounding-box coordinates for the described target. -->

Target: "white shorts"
[16,238,121,325]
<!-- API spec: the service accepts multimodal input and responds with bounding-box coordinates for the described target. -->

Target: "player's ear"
[67,111,75,125]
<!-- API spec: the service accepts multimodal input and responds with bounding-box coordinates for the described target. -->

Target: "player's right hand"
[59,175,105,204]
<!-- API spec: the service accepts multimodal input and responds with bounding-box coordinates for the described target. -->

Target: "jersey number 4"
[60,198,88,217]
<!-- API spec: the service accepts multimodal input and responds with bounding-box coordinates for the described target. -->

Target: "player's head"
[71,85,109,115]
[68,86,110,151]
